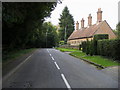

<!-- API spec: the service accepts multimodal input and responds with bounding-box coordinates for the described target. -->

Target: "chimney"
[76,21,79,30]
[88,14,92,26]
[97,8,102,23]
[81,18,84,28]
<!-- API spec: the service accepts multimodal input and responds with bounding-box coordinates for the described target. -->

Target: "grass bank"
[56,48,120,68]
[56,47,79,52]
[3,48,37,64]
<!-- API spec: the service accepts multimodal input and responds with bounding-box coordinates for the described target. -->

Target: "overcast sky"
[46,0,120,29]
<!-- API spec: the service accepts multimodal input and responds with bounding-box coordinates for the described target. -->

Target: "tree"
[116,22,120,39]
[2,2,59,51]
[59,6,74,43]
[42,22,59,48]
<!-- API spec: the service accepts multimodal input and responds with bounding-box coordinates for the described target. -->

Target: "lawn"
[56,47,79,52]
[70,51,120,67]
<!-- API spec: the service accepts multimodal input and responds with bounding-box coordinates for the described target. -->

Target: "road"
[3,48,118,89]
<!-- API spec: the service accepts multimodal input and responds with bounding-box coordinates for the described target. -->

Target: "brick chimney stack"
[97,8,102,23]
[76,21,79,30]
[81,18,84,28]
[88,14,92,26]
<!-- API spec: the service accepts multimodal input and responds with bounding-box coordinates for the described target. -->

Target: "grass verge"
[56,47,120,68]
[3,48,37,64]
[70,51,120,67]
[56,47,79,52]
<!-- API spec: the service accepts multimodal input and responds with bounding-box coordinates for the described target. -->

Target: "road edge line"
[2,54,33,82]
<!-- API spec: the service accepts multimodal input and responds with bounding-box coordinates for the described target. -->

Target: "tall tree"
[117,22,120,39]
[59,6,74,43]
[2,2,59,51]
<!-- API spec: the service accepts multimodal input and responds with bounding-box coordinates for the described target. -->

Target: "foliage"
[59,40,64,45]
[97,39,120,61]
[3,2,59,52]
[42,22,59,48]
[116,22,120,39]
[86,39,90,55]
[59,6,74,43]
[113,30,118,36]
[81,38,120,61]
[81,41,87,53]
[3,48,36,62]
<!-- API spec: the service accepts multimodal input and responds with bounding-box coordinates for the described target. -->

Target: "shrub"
[81,37,120,61]
[97,39,120,61]
[81,41,87,53]
[86,39,90,55]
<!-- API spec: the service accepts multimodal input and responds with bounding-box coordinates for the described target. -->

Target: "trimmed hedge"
[82,39,120,61]
[81,39,97,56]
[97,39,120,61]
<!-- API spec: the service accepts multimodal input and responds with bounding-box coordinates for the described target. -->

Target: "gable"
[94,20,116,39]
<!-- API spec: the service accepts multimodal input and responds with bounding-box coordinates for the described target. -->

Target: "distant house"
[67,8,116,46]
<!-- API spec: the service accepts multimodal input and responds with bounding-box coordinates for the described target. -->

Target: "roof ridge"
[68,20,106,40]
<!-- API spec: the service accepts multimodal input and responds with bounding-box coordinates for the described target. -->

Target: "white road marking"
[49,54,52,57]
[51,57,54,60]
[47,49,71,90]
[47,49,49,53]
[25,55,32,61]
[3,54,33,82]
[61,74,72,90]
[54,62,60,70]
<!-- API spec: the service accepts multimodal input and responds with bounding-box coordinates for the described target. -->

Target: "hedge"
[81,39,120,61]
[97,39,120,61]
[81,39,98,56]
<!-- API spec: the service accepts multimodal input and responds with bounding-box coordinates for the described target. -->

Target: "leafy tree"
[2,2,59,51]
[59,6,74,43]
[42,22,59,48]
[116,22,120,39]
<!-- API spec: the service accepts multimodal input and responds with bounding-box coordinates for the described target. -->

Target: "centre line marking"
[54,62,60,70]
[47,49,50,53]
[51,57,54,60]
[50,54,52,57]
[61,74,72,90]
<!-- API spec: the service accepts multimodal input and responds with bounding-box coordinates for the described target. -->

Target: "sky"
[46,0,120,30]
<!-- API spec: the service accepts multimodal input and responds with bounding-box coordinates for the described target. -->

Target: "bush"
[59,41,64,45]
[81,37,120,61]
[89,40,94,56]
[97,39,120,61]
[81,41,87,53]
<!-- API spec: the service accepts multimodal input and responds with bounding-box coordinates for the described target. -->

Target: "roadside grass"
[56,47,120,67]
[3,48,37,64]
[70,51,120,67]
[56,47,79,52]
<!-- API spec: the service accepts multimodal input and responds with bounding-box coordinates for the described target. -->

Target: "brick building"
[67,8,116,46]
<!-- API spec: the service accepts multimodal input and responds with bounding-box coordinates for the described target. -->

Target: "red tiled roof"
[68,21,103,40]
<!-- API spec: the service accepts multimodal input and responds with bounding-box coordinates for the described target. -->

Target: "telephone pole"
[64,25,67,44]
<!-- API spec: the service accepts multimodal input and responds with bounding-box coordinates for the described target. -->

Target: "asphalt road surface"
[3,48,118,89]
